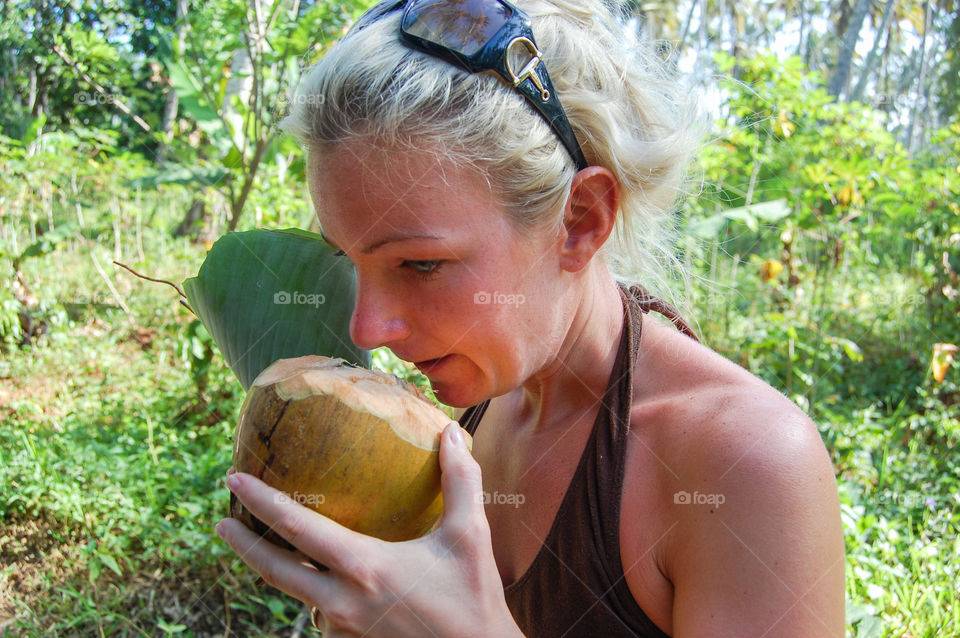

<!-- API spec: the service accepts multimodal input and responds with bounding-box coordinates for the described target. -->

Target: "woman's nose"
[349,280,410,350]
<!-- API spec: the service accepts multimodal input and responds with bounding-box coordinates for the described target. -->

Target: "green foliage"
[686,50,960,412]
[681,50,960,637]
[142,0,372,229]
[0,0,171,146]
[178,318,217,396]
[0,281,23,349]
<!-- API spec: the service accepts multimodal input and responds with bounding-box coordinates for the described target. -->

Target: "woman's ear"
[559,167,621,272]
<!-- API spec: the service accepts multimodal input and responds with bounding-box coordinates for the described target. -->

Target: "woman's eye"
[402,260,443,278]
[333,249,346,257]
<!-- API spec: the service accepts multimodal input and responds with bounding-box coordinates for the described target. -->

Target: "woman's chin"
[427,375,487,410]
[426,380,474,409]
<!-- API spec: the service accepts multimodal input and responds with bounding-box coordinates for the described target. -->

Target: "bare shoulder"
[622,318,845,636]
[628,316,833,481]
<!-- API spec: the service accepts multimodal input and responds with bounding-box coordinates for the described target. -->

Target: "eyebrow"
[320,231,444,255]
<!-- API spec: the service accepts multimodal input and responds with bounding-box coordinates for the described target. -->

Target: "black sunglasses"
[347,0,588,171]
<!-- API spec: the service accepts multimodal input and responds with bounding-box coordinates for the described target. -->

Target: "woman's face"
[308,142,572,407]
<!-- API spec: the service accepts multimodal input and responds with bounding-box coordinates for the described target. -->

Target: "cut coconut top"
[252,355,460,451]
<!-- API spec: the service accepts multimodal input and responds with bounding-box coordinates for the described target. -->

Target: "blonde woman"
[217,1,846,635]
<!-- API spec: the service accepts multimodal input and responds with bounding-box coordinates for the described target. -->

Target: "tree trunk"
[224,47,254,154]
[797,0,807,57]
[677,0,698,54]
[906,0,931,153]
[828,0,874,99]
[158,0,188,160]
[226,136,270,231]
[696,0,709,69]
[717,0,725,56]
[851,0,896,104]
[173,199,207,239]
[879,12,893,112]
[27,68,37,113]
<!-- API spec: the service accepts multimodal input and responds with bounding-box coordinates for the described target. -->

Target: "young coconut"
[231,355,471,548]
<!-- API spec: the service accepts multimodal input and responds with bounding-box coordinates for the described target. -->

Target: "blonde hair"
[282,0,703,301]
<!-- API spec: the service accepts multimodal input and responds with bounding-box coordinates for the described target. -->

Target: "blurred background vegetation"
[0,0,958,635]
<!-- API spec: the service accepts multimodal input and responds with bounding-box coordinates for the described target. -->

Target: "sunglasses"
[347,0,588,171]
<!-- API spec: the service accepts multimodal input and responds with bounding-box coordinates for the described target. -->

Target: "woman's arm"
[664,401,846,637]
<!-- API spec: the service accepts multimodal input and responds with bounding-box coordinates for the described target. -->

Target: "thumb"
[437,422,484,526]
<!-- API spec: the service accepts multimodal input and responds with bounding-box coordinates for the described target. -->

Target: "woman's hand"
[216,423,523,638]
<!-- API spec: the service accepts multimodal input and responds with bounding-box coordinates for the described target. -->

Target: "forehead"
[307,142,505,240]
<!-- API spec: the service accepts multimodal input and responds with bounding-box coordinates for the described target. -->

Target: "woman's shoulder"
[627,315,831,504]
[621,317,845,633]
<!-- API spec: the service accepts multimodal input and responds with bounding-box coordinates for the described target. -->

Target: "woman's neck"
[516,268,625,433]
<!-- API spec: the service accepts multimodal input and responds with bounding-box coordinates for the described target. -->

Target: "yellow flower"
[931,343,959,383]
[760,259,784,282]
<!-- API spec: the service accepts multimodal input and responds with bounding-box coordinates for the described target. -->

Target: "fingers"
[224,472,370,575]
[437,423,486,536]
[216,516,337,604]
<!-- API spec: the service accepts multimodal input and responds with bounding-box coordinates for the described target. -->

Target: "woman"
[217,1,846,635]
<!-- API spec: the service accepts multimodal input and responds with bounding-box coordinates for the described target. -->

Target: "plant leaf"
[124,165,229,189]
[687,211,729,238]
[182,229,369,390]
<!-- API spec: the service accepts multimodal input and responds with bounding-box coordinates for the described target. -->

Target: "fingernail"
[226,474,240,490]
[447,423,465,447]
[226,466,235,476]
[216,521,226,539]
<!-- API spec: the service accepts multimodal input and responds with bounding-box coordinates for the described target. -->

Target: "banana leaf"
[182,228,368,390]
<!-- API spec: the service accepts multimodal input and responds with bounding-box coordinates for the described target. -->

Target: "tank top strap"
[457,399,489,437]
[583,283,644,595]
[626,282,700,342]
[592,283,696,559]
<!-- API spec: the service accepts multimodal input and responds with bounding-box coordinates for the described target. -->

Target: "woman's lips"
[414,355,451,374]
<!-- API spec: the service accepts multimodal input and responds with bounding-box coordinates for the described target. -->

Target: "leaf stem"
[112,260,195,315]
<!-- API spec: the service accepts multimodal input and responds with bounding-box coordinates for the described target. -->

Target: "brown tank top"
[458,284,697,638]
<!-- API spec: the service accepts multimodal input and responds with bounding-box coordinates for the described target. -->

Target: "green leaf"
[15,223,78,266]
[687,211,729,238]
[98,552,123,577]
[723,207,759,231]
[22,113,47,146]
[746,199,792,222]
[156,619,187,633]
[726,199,792,226]
[840,338,864,362]
[124,166,229,189]
[687,199,790,238]
[854,614,883,638]
[155,33,231,151]
[182,229,369,390]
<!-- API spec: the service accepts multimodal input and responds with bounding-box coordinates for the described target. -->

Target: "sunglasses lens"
[403,0,512,56]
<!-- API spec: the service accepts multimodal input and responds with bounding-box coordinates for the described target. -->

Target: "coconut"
[231,355,470,547]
